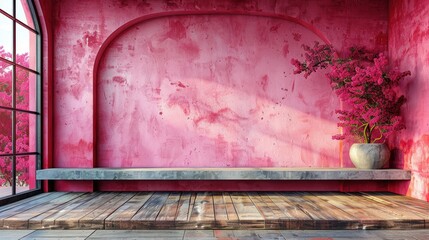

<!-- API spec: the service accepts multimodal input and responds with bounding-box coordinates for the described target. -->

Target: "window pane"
[0,0,13,16]
[0,109,13,154]
[16,67,37,111]
[16,0,34,29]
[16,23,37,70]
[16,112,36,153]
[0,63,13,108]
[0,156,13,198]
[0,13,13,61]
[16,155,36,193]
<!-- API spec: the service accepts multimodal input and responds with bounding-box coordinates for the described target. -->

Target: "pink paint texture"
[97,15,338,168]
[37,0,399,192]
[388,0,429,201]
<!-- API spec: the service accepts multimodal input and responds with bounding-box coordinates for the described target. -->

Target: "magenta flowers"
[292,42,410,143]
[0,46,31,186]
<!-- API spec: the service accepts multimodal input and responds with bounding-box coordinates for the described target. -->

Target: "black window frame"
[0,0,42,205]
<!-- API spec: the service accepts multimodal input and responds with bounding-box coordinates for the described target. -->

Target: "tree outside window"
[0,0,41,199]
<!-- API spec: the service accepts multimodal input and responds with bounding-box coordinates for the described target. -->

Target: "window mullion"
[0,9,37,35]
[11,0,17,196]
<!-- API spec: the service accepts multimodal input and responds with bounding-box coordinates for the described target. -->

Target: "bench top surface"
[36,168,411,180]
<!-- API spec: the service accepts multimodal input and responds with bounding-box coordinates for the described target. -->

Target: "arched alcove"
[94,12,340,168]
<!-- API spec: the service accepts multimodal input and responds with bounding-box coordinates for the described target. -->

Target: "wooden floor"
[0,192,428,230]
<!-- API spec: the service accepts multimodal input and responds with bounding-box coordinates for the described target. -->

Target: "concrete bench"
[36,168,411,181]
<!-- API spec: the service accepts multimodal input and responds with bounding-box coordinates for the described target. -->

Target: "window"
[0,0,41,203]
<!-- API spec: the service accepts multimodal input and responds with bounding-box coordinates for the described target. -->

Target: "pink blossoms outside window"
[0,0,41,201]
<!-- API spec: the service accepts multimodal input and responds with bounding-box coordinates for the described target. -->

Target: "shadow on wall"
[95,14,341,168]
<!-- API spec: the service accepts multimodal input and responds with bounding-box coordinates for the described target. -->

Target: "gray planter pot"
[349,143,390,169]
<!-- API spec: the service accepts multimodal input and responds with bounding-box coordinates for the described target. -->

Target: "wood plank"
[213,192,229,228]
[156,192,181,222]
[248,193,277,219]
[78,192,135,229]
[347,192,425,229]
[175,193,193,222]
[361,192,429,218]
[258,192,290,229]
[189,192,215,229]
[356,192,428,219]
[213,193,228,221]
[0,192,68,229]
[104,192,152,229]
[175,192,197,229]
[132,192,169,221]
[53,192,117,229]
[190,192,215,222]
[29,192,100,229]
[230,192,264,221]
[0,193,55,213]
[268,192,312,221]
[316,192,418,229]
[285,192,359,229]
[248,192,282,229]
[258,192,290,224]
[343,192,424,229]
[315,192,374,221]
[3,192,85,229]
[268,192,313,229]
[362,192,429,228]
[230,192,264,229]
[129,192,170,229]
[223,193,239,222]
[316,191,385,228]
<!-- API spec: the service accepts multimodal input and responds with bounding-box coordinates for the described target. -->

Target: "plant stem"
[362,123,369,143]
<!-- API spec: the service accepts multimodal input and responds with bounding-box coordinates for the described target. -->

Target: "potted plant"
[291,42,411,169]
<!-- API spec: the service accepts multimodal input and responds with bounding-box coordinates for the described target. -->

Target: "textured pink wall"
[97,14,338,168]
[43,0,390,191]
[388,0,429,201]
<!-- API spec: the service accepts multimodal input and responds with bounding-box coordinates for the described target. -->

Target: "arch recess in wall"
[93,11,340,168]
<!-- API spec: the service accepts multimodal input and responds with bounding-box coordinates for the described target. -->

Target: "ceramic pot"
[349,143,390,169]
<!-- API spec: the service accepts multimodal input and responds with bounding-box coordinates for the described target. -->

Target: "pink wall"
[35,0,55,192]
[37,0,394,192]
[388,0,429,201]
[97,13,338,169]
